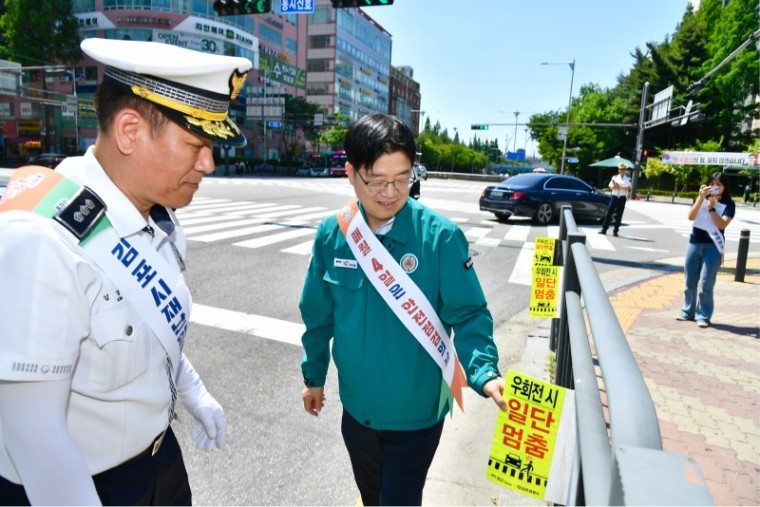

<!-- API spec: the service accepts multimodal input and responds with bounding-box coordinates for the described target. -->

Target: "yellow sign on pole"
[486,370,578,504]
[530,237,561,318]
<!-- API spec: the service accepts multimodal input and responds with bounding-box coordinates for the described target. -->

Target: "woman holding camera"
[677,172,735,328]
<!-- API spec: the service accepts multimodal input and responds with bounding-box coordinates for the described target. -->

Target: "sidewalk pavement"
[424,256,759,506]
[610,256,760,506]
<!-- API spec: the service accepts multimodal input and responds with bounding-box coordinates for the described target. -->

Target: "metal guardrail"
[550,205,714,505]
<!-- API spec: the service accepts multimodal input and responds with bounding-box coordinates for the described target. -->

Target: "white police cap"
[81,38,253,147]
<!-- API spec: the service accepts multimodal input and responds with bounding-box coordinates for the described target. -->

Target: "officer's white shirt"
[609,173,631,197]
[0,148,188,481]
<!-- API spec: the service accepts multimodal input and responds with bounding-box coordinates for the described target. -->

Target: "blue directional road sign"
[267,121,283,128]
[279,0,315,13]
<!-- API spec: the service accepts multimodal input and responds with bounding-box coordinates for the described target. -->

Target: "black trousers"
[341,410,444,506]
[601,195,627,233]
[0,426,191,506]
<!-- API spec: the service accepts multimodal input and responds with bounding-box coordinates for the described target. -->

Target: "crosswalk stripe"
[180,215,247,226]
[176,202,277,216]
[508,243,534,286]
[465,227,491,240]
[228,204,301,216]
[503,225,530,242]
[476,237,502,247]
[580,227,615,251]
[181,202,276,214]
[190,223,296,242]
[233,228,315,249]
[247,206,327,218]
[281,240,314,256]
[178,200,235,211]
[184,217,267,235]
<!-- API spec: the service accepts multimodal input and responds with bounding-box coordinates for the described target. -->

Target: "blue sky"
[367,0,695,155]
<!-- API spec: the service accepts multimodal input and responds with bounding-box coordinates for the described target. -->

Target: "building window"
[307,59,331,72]
[309,5,332,24]
[259,24,281,46]
[308,35,331,50]
[285,36,297,54]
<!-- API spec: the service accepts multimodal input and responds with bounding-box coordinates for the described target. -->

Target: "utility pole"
[631,81,650,199]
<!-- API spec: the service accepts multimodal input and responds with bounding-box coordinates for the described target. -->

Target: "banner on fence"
[486,370,578,504]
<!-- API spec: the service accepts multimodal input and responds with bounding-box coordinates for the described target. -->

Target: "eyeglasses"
[356,170,415,194]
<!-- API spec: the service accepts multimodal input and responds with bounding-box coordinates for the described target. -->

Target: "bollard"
[734,229,750,282]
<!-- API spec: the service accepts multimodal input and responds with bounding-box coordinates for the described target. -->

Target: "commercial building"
[0,1,420,164]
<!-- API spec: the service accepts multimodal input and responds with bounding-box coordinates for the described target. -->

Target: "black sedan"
[479,173,612,224]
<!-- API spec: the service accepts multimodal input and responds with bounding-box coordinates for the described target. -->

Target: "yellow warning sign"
[486,370,577,503]
[533,237,555,265]
[529,264,560,318]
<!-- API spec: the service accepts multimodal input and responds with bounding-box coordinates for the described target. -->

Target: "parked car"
[414,163,428,180]
[296,166,311,177]
[310,166,330,177]
[29,153,67,169]
[479,173,612,224]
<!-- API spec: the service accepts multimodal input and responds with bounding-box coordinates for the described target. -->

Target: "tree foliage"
[0,0,81,65]
[525,0,758,188]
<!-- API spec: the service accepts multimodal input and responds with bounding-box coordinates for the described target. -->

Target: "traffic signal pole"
[631,81,649,200]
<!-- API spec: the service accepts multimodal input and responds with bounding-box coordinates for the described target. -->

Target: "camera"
[709,186,720,195]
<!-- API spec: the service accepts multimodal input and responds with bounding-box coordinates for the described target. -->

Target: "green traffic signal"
[331,0,394,7]
[471,124,490,130]
[213,0,271,15]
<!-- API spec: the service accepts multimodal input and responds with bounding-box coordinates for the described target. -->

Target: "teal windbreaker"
[300,198,501,430]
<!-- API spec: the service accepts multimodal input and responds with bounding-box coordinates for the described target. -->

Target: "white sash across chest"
[337,199,467,412]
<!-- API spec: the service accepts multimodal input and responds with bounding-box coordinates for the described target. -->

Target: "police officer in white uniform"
[0,39,252,505]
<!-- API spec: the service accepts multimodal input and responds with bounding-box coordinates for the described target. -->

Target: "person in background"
[410,163,421,200]
[599,163,632,237]
[0,38,252,505]
[298,113,506,506]
[676,172,735,328]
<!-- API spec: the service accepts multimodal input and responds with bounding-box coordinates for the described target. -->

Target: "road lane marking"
[234,228,315,249]
[191,304,304,346]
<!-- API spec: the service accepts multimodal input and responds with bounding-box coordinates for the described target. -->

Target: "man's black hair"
[343,114,416,174]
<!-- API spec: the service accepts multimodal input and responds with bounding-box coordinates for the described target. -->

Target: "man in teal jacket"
[299,114,506,506]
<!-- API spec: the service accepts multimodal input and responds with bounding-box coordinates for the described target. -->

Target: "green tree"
[0,0,81,65]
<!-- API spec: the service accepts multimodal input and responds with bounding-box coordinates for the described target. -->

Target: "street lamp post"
[541,59,575,174]
[513,111,519,154]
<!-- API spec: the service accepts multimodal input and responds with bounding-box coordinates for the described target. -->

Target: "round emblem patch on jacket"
[400,253,418,273]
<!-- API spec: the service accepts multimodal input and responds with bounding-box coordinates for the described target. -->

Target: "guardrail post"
[551,206,572,352]
[735,229,750,282]
[555,231,585,387]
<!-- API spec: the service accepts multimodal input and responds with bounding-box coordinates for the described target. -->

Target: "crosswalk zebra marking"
[508,243,535,286]
[503,225,530,243]
[190,222,304,243]
[281,240,314,256]
[234,228,315,249]
[180,202,278,214]
[183,218,268,235]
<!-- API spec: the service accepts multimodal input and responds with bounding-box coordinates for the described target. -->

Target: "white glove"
[176,356,227,451]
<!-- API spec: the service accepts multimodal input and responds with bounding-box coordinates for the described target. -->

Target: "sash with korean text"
[693,200,727,255]
[337,199,468,414]
[0,166,189,378]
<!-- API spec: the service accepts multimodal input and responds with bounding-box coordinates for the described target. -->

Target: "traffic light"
[213,0,271,15]
[471,124,489,130]
[330,0,394,7]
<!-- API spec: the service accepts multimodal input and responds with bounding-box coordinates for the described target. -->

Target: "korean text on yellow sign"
[486,370,570,501]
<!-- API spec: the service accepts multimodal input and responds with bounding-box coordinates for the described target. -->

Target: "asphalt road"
[2,168,759,505]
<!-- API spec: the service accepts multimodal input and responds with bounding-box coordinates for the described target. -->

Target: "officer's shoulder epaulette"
[53,186,107,241]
